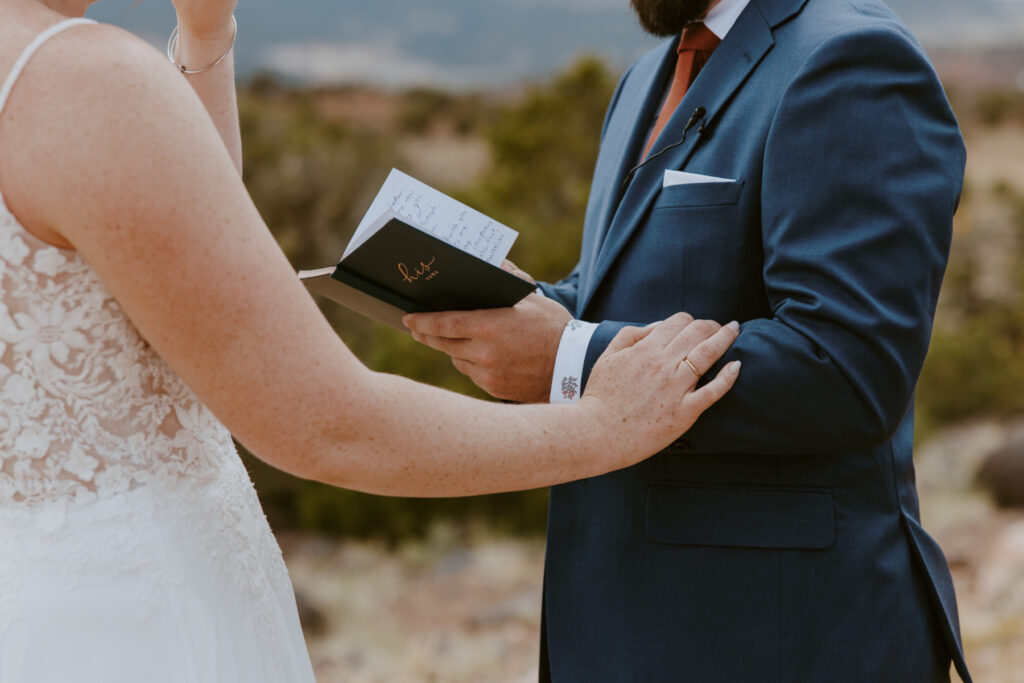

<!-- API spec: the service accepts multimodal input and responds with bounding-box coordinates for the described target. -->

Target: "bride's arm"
[168,0,241,172]
[0,25,739,497]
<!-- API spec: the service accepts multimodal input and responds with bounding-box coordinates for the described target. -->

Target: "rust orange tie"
[643,22,721,159]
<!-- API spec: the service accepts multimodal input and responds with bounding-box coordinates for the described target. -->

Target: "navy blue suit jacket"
[536,0,969,681]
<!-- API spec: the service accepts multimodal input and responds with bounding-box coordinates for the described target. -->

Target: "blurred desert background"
[92,0,1024,680]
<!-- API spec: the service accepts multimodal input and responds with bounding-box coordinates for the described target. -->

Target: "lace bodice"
[0,204,236,507]
[0,19,235,509]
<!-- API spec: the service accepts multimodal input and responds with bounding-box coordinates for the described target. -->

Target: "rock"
[975,518,1024,614]
[978,429,1024,508]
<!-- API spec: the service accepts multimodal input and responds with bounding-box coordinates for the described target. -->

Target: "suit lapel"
[756,0,810,28]
[578,3,776,316]
[578,41,677,307]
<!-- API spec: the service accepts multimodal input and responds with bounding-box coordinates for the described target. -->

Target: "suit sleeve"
[537,264,582,312]
[581,26,966,454]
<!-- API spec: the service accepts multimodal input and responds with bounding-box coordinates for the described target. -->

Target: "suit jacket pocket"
[653,179,745,209]
[645,483,835,550]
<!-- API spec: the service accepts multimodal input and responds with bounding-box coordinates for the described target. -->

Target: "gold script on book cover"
[398,257,439,283]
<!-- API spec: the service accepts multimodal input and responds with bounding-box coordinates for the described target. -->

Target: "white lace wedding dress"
[0,19,316,682]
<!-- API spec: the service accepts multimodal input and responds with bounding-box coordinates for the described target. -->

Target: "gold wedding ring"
[681,357,701,378]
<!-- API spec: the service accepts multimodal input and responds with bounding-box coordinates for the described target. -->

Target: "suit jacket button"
[670,438,690,451]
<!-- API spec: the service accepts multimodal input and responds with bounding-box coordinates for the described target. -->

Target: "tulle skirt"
[0,462,316,682]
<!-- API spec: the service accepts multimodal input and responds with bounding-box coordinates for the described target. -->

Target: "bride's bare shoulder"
[0,17,216,241]
[1,17,202,169]
[8,20,189,110]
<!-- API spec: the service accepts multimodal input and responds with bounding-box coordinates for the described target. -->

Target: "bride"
[0,0,741,680]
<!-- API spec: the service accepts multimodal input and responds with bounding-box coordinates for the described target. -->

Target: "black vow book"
[299,170,535,332]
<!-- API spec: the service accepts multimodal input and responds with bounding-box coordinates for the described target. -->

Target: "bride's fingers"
[606,324,654,353]
[682,360,742,413]
[663,319,723,363]
[672,321,740,378]
[636,312,696,349]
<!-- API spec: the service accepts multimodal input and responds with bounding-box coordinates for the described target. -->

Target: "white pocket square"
[663,170,737,187]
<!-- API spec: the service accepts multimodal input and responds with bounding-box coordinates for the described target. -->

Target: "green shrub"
[975,88,1024,126]
[916,185,1024,437]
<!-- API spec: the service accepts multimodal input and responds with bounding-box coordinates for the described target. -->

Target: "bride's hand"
[171,0,237,41]
[580,314,741,466]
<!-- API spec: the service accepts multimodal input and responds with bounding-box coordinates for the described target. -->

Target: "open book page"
[344,169,517,266]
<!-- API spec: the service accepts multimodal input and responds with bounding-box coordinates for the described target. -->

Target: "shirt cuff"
[550,320,598,404]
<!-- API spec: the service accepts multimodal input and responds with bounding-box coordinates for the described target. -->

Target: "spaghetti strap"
[0,17,95,117]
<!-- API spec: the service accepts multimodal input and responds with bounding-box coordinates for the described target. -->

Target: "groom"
[406,0,969,680]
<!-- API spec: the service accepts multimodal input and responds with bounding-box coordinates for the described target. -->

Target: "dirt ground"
[283,531,544,683]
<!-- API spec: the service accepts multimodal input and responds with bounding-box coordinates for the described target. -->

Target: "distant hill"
[889,0,1024,47]
[87,0,1024,88]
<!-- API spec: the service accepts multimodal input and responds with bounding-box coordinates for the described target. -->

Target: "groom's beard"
[630,0,716,36]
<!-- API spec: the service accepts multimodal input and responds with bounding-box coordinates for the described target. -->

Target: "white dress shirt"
[548,0,751,404]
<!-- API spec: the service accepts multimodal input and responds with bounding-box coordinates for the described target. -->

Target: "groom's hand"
[403,294,572,403]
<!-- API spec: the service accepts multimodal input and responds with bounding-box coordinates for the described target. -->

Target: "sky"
[86,0,1024,89]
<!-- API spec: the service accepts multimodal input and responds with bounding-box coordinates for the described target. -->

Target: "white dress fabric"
[0,19,316,682]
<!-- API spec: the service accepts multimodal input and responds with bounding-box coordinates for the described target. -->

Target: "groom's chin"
[629,0,715,37]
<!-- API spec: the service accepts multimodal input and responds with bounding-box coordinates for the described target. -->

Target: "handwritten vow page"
[300,169,534,331]
[344,169,518,266]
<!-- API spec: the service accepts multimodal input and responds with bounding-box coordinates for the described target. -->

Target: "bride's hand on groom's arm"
[581,314,742,452]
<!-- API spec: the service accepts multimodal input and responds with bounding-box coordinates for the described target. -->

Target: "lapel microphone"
[621,106,708,192]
